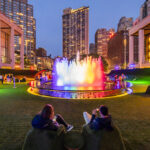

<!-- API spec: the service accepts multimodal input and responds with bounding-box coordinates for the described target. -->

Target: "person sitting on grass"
[82,105,126,150]
[32,104,73,131]
[83,105,113,131]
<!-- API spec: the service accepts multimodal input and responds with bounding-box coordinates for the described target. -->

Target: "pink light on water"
[52,54,106,89]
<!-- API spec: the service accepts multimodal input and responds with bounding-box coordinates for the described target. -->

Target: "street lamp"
[123,30,128,69]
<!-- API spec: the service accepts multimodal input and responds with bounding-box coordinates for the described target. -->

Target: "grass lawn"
[127,76,150,84]
[0,83,150,150]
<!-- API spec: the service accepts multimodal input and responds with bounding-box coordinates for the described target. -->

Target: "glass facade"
[145,34,150,62]
[0,0,36,65]
[95,28,115,58]
[0,31,10,64]
[63,7,89,59]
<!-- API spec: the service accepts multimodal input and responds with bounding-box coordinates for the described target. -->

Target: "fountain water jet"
[33,54,128,99]
[52,53,106,90]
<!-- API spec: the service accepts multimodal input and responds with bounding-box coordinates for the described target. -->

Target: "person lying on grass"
[32,104,73,131]
[83,105,114,131]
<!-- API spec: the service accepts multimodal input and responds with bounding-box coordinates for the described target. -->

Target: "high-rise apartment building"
[0,0,36,67]
[95,28,115,58]
[62,7,89,59]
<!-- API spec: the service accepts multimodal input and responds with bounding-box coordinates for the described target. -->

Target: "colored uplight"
[129,64,136,69]
[114,65,120,70]
[52,53,105,90]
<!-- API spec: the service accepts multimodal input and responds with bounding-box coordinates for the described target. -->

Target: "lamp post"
[123,31,128,69]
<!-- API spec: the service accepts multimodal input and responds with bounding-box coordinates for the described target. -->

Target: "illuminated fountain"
[52,53,105,91]
[36,54,127,99]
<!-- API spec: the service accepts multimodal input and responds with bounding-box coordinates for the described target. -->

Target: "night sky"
[30,0,144,57]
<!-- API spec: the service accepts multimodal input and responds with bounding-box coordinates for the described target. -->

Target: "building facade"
[36,56,53,71]
[117,17,133,32]
[62,7,89,59]
[0,0,36,67]
[0,12,24,69]
[108,31,129,68]
[95,28,115,58]
[129,0,150,68]
[140,0,150,20]
[107,16,133,69]
[36,47,53,71]
[89,43,96,54]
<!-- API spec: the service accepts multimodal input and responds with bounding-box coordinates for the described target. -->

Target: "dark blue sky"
[30,0,144,57]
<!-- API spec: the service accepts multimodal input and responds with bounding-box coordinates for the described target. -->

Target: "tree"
[101,56,109,72]
[88,53,99,58]
[69,53,109,72]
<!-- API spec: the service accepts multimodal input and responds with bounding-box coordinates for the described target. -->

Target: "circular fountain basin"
[34,81,130,99]
[38,88,126,99]
[30,55,132,99]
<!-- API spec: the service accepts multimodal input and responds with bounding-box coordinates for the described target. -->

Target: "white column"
[129,35,134,64]
[10,27,15,69]
[20,34,24,69]
[138,29,144,68]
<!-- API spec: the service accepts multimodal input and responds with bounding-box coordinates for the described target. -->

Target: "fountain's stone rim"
[38,87,125,92]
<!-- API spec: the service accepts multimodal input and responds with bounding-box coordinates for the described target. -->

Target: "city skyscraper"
[0,0,36,67]
[62,7,89,59]
[95,28,115,58]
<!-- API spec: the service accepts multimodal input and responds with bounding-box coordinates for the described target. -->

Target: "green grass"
[127,75,150,85]
[0,83,150,150]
